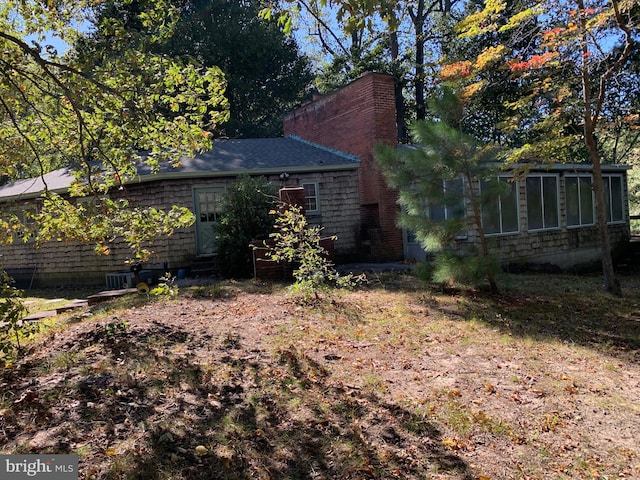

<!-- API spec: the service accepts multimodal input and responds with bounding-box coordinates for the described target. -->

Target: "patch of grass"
[2,271,639,480]
[455,273,640,361]
[22,287,95,314]
[47,351,86,371]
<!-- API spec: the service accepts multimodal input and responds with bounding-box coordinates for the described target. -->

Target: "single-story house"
[0,137,361,287]
[0,71,633,287]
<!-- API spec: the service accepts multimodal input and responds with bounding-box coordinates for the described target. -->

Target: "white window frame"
[603,174,625,224]
[196,188,224,224]
[565,174,595,228]
[526,174,560,232]
[301,181,320,215]
[481,176,520,236]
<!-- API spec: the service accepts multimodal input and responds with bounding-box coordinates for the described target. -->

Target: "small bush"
[416,251,502,290]
[214,176,277,278]
[267,204,364,301]
[0,269,34,362]
[150,272,179,297]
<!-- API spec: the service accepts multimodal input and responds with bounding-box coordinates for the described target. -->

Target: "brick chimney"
[283,72,403,261]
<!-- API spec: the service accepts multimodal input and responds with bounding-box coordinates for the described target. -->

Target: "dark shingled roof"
[166,136,359,173]
[0,136,359,200]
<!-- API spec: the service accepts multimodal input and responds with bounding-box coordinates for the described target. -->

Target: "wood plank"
[56,299,89,313]
[87,288,137,306]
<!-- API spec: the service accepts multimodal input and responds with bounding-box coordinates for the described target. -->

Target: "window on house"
[481,177,519,235]
[302,182,319,214]
[429,178,465,222]
[565,175,594,227]
[526,175,559,231]
[603,175,624,223]
[197,190,223,223]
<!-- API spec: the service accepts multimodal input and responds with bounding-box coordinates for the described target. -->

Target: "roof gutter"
[0,162,360,202]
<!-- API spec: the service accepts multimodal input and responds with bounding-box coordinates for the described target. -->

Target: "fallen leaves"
[443,436,467,451]
[2,273,639,480]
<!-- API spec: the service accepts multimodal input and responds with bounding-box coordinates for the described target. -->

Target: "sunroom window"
[481,177,519,235]
[603,175,624,223]
[429,178,465,222]
[565,175,594,227]
[526,175,559,231]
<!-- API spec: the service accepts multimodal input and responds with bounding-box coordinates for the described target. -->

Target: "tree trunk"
[390,30,408,142]
[465,170,499,294]
[410,0,427,121]
[577,0,622,296]
[587,140,622,296]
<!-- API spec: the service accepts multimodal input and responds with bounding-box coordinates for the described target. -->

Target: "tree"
[0,0,229,260]
[267,203,363,301]
[0,269,30,360]
[438,0,546,146]
[376,90,502,293]
[82,0,312,138]
[262,0,460,141]
[442,0,637,295]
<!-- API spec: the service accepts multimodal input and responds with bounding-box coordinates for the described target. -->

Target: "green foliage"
[150,272,179,298]
[0,269,33,361]
[85,0,312,138]
[267,204,363,301]
[431,251,502,287]
[213,176,277,278]
[32,194,195,262]
[103,318,129,337]
[0,0,228,261]
[376,90,501,292]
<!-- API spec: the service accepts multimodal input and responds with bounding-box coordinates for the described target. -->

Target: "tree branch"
[297,0,350,57]
[592,0,635,124]
[0,31,120,96]
[0,96,48,191]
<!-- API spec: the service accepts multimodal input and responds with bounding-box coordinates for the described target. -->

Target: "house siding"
[456,168,631,269]
[0,170,360,287]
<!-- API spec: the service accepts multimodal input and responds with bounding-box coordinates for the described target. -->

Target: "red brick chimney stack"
[283,72,403,261]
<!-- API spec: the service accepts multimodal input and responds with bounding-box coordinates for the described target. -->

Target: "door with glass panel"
[194,187,224,255]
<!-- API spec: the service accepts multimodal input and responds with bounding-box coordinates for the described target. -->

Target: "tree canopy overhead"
[163,0,313,138]
[79,0,313,139]
[264,1,471,134]
[0,0,229,260]
[1,0,229,181]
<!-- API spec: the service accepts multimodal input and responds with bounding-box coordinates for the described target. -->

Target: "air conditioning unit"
[105,270,153,290]
[105,272,134,290]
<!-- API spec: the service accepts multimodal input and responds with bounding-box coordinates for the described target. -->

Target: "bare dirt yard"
[1,271,639,479]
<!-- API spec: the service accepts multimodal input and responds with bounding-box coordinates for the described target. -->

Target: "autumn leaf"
[442,437,466,450]
[461,80,486,99]
[509,52,559,72]
[440,61,473,81]
[476,45,507,70]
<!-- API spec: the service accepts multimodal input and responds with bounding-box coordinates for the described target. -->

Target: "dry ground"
[1,271,639,479]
